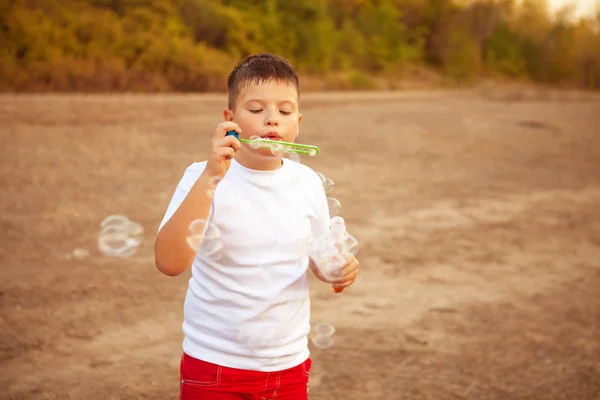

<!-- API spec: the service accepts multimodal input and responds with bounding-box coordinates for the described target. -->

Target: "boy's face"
[224,80,302,162]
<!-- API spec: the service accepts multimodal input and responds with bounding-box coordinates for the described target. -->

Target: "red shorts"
[179,352,312,399]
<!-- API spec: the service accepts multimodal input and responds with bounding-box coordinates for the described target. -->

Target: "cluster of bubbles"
[315,172,341,217]
[310,322,336,349]
[98,215,144,257]
[248,136,317,157]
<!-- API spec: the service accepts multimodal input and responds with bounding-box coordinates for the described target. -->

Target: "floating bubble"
[186,234,203,252]
[188,219,208,236]
[202,222,221,240]
[327,197,342,217]
[283,150,301,163]
[201,223,223,256]
[316,172,335,193]
[98,232,141,257]
[313,322,335,336]
[249,135,261,149]
[186,218,222,256]
[311,334,334,349]
[123,221,144,239]
[323,178,334,193]
[98,215,143,257]
[344,234,359,256]
[100,225,125,236]
[270,143,284,156]
[100,215,129,232]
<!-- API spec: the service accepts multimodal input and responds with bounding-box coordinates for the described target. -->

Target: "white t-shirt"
[158,158,330,372]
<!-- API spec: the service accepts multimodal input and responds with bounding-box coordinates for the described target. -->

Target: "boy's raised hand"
[205,122,242,178]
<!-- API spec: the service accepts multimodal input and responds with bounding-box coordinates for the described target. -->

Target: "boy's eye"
[249,109,263,113]
[280,111,292,115]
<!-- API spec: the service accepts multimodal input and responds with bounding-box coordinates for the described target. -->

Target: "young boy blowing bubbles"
[154,53,360,399]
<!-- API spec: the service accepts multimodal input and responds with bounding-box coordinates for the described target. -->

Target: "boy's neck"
[234,152,283,171]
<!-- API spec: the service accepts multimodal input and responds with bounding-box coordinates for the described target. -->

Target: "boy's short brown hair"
[227,53,299,110]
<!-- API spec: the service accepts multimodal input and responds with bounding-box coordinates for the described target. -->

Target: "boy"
[154,53,360,399]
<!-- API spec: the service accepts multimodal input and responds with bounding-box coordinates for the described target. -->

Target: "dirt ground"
[1,89,599,400]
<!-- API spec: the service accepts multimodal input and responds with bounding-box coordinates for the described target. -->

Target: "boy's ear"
[296,113,302,137]
[224,108,234,121]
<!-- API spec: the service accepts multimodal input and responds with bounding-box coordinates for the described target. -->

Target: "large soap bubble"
[98,215,143,257]
[186,218,222,257]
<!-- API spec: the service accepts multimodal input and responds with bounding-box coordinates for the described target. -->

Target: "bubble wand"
[226,131,320,156]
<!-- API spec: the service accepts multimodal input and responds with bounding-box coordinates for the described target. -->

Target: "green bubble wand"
[226,131,320,156]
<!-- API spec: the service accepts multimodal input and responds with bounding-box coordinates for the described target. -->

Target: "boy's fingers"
[332,277,356,289]
[218,147,235,160]
[213,122,241,142]
[216,135,242,151]
[332,268,358,284]
[339,257,359,276]
[329,257,359,284]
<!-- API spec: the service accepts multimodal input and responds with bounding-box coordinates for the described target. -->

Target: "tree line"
[1,0,598,92]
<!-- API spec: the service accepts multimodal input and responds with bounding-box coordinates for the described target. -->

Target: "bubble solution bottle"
[308,216,359,293]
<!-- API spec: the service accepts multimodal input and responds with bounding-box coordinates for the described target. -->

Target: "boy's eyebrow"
[244,99,297,106]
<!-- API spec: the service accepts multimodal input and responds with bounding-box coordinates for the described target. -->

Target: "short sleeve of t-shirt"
[157,162,207,233]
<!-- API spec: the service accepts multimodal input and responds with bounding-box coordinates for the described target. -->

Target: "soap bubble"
[100,214,129,231]
[343,234,359,256]
[313,322,335,336]
[249,135,261,149]
[327,197,342,217]
[283,150,301,163]
[98,215,143,257]
[310,322,336,349]
[309,149,317,157]
[186,218,222,257]
[270,142,284,156]
[188,219,208,235]
[202,223,223,256]
[98,234,139,257]
[186,234,203,252]
[316,172,335,193]
[205,176,223,199]
[311,335,334,349]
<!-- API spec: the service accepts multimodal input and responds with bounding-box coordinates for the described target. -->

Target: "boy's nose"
[264,109,279,126]
[265,117,279,126]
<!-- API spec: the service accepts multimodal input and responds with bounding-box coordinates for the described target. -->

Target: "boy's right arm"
[153,122,242,276]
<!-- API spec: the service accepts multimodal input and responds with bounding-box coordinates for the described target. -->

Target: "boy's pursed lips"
[262,131,281,140]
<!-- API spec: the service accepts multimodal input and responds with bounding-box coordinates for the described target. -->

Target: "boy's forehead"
[238,80,298,103]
